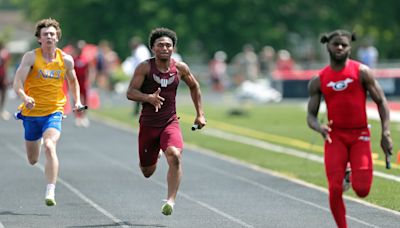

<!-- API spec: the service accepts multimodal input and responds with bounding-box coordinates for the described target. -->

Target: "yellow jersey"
[20,48,67,116]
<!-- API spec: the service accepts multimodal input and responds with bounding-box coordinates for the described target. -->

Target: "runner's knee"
[43,139,56,155]
[353,185,370,198]
[141,165,156,178]
[352,170,372,198]
[27,156,38,165]
[25,141,40,165]
[142,171,154,178]
[328,172,344,196]
[329,182,343,197]
[165,147,181,166]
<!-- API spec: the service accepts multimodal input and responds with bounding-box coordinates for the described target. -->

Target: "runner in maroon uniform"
[307,30,392,228]
[126,28,206,216]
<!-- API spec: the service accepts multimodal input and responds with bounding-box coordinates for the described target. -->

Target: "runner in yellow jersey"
[13,18,84,206]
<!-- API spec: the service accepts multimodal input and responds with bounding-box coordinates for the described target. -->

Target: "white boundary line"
[205,128,400,182]
[0,221,4,228]
[5,142,130,228]
[90,115,400,226]
[201,128,400,217]
[191,159,378,227]
[75,142,254,228]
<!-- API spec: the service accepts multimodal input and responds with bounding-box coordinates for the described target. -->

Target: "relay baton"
[385,153,391,169]
[73,105,88,112]
[191,124,199,131]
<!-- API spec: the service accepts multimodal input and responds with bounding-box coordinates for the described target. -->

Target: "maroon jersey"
[139,58,179,127]
[319,60,367,129]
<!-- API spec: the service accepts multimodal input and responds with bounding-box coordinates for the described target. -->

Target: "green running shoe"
[45,188,56,206]
[45,198,56,206]
[161,202,174,216]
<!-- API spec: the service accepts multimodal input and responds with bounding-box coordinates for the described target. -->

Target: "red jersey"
[0,48,10,77]
[139,58,179,127]
[319,60,367,129]
[74,54,90,89]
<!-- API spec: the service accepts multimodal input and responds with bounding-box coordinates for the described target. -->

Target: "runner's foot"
[161,201,174,216]
[343,168,351,192]
[1,111,10,120]
[45,184,56,206]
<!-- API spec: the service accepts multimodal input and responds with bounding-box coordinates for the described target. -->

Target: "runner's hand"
[149,88,165,112]
[24,96,35,110]
[320,120,332,143]
[381,132,393,157]
[193,115,207,130]
[73,105,88,112]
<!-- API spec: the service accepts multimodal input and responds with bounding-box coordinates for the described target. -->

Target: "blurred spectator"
[258,45,275,79]
[71,40,95,127]
[357,38,378,68]
[172,47,183,62]
[208,50,227,92]
[275,49,295,72]
[233,44,259,85]
[122,36,151,77]
[0,40,11,120]
[63,40,98,116]
[122,36,151,116]
[95,40,120,91]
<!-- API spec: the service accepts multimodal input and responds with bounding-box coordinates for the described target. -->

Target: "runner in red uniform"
[126,28,206,216]
[307,30,392,228]
[72,41,92,127]
[0,41,10,120]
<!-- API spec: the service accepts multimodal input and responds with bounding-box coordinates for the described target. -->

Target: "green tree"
[10,0,400,62]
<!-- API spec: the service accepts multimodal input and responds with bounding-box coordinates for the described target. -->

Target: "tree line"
[9,0,400,63]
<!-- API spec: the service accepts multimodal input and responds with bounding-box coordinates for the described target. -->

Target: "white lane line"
[5,143,130,228]
[188,143,400,218]
[204,128,400,183]
[0,221,4,228]
[92,114,400,182]
[373,171,400,182]
[76,143,255,228]
[203,128,400,215]
[192,158,378,228]
[91,115,399,227]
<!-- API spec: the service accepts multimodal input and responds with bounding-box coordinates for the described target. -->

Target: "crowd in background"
[0,35,380,122]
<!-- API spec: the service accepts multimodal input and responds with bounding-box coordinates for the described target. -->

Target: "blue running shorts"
[18,112,63,141]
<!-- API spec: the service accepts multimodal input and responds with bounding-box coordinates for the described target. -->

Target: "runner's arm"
[13,51,35,108]
[307,76,331,143]
[64,54,83,110]
[307,76,322,132]
[126,61,164,112]
[178,61,206,129]
[360,65,392,156]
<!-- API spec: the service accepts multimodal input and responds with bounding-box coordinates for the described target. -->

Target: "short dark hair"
[34,18,62,40]
[320,30,356,44]
[148,28,177,49]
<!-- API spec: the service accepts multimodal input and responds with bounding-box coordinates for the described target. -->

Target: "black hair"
[148,27,177,49]
[320,30,356,44]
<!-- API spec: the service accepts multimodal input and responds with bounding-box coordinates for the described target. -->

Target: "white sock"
[46,184,56,193]
[166,200,175,206]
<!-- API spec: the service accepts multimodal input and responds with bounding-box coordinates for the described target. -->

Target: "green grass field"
[92,96,400,211]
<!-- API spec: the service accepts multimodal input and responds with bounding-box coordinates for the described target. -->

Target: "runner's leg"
[349,130,373,198]
[325,132,349,228]
[138,125,160,178]
[25,140,41,165]
[42,128,60,185]
[164,146,182,203]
